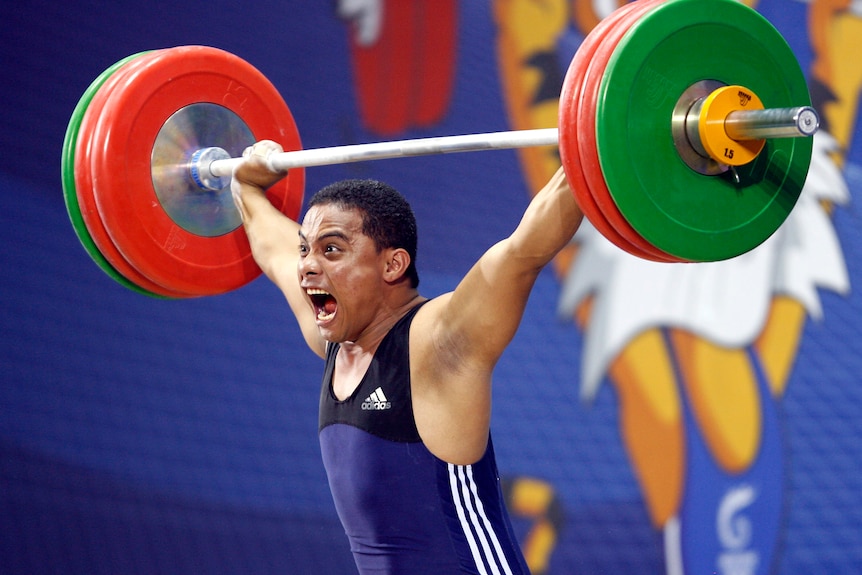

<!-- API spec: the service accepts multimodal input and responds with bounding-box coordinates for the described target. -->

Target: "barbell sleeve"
[724,105,819,140]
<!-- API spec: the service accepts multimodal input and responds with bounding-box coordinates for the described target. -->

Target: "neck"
[339,292,424,359]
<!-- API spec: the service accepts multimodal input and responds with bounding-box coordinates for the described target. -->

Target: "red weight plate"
[63,51,170,298]
[559,2,645,258]
[577,0,685,262]
[91,46,305,296]
[74,51,193,297]
[559,1,668,262]
[578,0,677,262]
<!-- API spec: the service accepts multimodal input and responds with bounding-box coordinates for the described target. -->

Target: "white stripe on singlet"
[447,463,514,575]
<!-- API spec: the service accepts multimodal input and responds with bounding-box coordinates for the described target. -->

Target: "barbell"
[62,0,816,298]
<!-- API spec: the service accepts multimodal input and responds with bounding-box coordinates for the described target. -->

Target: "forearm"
[234,183,300,279]
[231,142,325,358]
[511,166,583,268]
[232,180,299,284]
[230,143,299,281]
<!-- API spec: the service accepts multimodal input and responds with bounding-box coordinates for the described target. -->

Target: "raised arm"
[231,142,326,358]
[435,166,582,366]
[411,166,583,463]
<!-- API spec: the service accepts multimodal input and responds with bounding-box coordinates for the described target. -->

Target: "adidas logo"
[361,387,392,411]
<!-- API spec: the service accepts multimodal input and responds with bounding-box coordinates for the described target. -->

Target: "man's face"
[298,203,387,343]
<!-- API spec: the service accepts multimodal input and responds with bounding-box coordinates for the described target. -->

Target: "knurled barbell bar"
[62,0,816,298]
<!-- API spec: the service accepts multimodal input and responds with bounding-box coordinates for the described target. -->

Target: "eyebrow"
[298,230,350,243]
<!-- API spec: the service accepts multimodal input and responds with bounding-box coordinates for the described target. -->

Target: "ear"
[382,248,411,283]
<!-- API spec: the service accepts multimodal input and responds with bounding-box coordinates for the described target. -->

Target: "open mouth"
[307,288,337,322]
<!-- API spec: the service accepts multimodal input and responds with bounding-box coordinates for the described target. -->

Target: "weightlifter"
[231,140,583,574]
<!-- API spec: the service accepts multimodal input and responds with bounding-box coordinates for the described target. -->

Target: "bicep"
[435,239,540,368]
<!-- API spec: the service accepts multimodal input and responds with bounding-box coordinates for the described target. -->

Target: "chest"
[331,353,373,401]
[319,343,421,443]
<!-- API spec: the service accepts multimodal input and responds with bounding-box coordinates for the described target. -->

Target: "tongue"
[324,296,337,314]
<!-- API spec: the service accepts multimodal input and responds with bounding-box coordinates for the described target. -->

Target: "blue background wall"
[2,0,861,573]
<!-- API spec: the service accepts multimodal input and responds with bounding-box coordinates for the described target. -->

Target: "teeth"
[308,288,335,322]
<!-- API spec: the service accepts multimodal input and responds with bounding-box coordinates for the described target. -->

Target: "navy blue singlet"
[319,303,529,575]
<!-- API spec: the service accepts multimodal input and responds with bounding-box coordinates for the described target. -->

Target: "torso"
[318,303,529,575]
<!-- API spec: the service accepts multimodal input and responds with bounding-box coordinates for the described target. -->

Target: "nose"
[298,252,320,277]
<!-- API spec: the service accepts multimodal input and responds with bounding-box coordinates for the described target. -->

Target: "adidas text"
[361,400,391,410]
[361,387,392,410]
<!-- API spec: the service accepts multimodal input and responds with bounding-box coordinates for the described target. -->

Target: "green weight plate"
[61,51,169,298]
[596,0,812,262]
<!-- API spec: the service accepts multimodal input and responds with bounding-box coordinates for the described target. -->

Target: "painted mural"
[492,1,857,573]
[1,0,861,573]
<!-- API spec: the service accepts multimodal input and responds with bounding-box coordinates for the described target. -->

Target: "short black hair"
[309,179,419,287]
